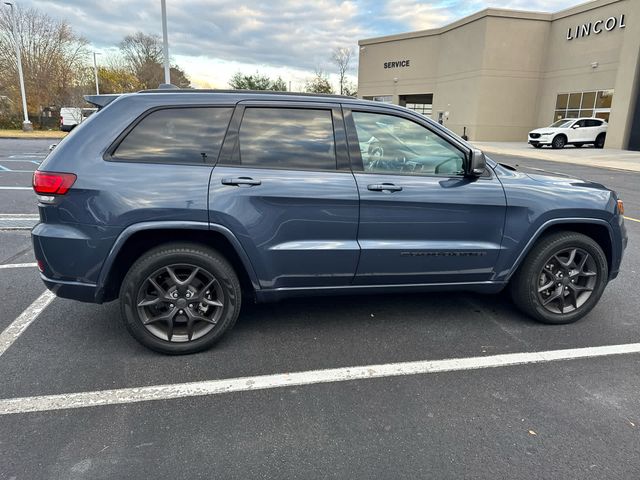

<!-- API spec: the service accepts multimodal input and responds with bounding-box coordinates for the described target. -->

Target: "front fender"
[496,217,615,282]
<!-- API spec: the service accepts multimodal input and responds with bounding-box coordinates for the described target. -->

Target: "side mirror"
[467,149,486,177]
[572,124,580,129]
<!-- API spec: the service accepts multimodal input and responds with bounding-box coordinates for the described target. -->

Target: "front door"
[209,103,359,290]
[345,108,506,285]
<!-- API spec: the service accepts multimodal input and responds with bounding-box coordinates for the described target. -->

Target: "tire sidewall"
[120,246,241,354]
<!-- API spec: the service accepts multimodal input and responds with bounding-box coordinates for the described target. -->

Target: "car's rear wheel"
[120,243,241,354]
[595,133,606,149]
[551,135,566,149]
[510,232,608,324]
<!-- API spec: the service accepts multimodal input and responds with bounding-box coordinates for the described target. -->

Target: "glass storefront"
[554,89,614,122]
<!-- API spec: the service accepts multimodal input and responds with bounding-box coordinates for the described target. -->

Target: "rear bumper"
[32,221,119,304]
[40,273,100,303]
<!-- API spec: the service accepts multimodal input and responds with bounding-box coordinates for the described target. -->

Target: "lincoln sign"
[566,14,625,40]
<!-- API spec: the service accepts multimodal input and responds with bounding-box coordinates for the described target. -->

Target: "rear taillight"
[32,171,77,195]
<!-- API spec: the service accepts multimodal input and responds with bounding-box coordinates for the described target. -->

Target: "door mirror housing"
[572,124,580,129]
[466,149,486,177]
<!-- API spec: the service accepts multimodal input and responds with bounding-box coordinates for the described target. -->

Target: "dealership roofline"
[358,0,621,45]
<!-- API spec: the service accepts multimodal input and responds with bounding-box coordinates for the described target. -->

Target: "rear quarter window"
[111,107,233,164]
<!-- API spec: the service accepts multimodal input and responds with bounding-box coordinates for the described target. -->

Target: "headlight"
[538,132,552,136]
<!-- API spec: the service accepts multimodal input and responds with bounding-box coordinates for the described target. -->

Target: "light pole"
[160,0,171,85]
[4,1,32,131]
[92,52,101,95]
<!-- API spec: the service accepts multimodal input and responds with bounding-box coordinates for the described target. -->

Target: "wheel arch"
[505,219,613,282]
[96,221,260,303]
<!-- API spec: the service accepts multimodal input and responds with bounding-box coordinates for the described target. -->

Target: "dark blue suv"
[32,90,628,354]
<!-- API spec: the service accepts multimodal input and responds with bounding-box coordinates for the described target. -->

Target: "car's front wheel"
[551,135,566,149]
[120,243,241,354]
[510,232,608,324]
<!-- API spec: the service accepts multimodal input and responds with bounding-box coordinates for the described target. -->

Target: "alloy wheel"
[536,247,597,315]
[136,263,225,342]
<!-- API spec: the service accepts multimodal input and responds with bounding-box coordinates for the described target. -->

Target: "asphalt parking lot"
[0,139,639,479]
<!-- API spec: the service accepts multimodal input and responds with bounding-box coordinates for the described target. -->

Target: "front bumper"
[528,136,551,146]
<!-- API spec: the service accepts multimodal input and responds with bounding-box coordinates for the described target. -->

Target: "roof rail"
[84,94,120,109]
[138,88,356,100]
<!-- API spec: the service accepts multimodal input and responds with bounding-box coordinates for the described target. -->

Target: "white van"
[60,107,97,131]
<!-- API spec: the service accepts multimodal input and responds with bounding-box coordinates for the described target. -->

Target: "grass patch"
[0,129,67,139]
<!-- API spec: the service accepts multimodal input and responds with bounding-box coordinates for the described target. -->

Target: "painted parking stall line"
[0,263,38,270]
[1,342,640,416]
[0,290,55,358]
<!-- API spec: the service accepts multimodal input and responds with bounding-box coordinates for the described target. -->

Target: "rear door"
[345,106,506,285]
[209,101,360,290]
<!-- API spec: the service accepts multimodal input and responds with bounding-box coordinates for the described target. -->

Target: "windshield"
[549,119,573,128]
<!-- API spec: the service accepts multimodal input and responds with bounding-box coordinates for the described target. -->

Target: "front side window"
[113,107,233,164]
[238,108,336,170]
[352,111,465,176]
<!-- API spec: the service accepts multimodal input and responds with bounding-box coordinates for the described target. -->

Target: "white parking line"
[0,263,37,269]
[0,290,55,358]
[1,342,639,415]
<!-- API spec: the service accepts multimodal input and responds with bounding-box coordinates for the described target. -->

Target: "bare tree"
[0,5,89,115]
[118,32,190,89]
[119,32,163,74]
[330,47,353,95]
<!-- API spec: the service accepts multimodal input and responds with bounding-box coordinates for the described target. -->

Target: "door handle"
[221,177,262,186]
[367,183,402,192]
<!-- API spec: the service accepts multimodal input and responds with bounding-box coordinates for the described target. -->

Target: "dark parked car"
[32,89,627,354]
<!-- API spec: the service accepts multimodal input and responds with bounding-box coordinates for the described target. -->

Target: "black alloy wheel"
[136,264,224,342]
[536,248,597,315]
[120,243,241,354]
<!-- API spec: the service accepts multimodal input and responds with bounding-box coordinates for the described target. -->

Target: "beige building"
[357,0,640,150]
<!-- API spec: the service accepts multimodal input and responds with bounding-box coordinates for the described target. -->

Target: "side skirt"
[255,281,507,303]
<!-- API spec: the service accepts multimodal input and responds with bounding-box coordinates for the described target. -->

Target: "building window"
[363,95,393,103]
[405,103,433,118]
[554,89,614,122]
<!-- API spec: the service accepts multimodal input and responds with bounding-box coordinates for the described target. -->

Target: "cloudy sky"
[18,0,584,89]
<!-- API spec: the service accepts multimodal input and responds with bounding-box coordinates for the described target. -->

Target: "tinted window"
[238,108,336,170]
[352,111,465,176]
[586,119,602,127]
[113,107,232,164]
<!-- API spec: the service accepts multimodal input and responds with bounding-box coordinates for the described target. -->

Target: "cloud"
[13,0,585,88]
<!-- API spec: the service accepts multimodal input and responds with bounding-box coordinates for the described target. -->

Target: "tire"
[574,143,584,148]
[119,243,241,354]
[532,144,543,149]
[595,133,606,149]
[509,232,608,324]
[551,135,566,149]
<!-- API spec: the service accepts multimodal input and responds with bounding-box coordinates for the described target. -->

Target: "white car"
[528,117,607,149]
[60,107,97,132]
